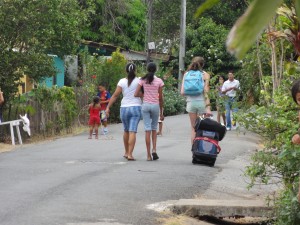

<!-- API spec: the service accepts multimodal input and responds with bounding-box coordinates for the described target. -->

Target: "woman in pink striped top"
[134,62,164,161]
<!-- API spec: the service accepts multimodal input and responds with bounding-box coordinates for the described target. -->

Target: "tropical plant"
[0,0,88,112]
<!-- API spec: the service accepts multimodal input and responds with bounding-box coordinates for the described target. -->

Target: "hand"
[160,114,164,121]
[105,109,110,118]
[292,134,300,144]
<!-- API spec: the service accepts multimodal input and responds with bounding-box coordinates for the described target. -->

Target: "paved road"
[0,114,259,225]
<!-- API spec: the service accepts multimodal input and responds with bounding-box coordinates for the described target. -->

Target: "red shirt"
[97,90,111,110]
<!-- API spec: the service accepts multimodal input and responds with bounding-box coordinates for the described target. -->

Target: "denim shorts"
[120,106,142,132]
[186,100,205,114]
[142,103,159,131]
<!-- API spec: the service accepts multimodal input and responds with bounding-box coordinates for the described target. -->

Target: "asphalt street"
[0,113,260,225]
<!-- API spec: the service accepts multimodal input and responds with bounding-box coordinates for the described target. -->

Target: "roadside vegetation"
[1,0,300,223]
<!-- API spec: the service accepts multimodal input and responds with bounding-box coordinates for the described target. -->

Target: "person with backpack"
[181,56,212,144]
[134,62,164,161]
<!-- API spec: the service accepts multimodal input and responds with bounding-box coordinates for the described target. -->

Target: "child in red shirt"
[97,84,111,134]
[88,96,101,139]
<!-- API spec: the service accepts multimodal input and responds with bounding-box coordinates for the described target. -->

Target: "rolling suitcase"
[191,117,226,167]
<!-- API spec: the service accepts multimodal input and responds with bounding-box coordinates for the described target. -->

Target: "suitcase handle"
[194,137,221,153]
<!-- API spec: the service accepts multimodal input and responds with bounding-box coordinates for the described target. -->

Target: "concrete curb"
[170,199,273,218]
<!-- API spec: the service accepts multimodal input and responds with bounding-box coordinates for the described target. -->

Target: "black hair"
[125,63,136,87]
[142,62,157,84]
[93,96,100,107]
[215,75,226,85]
[291,79,300,104]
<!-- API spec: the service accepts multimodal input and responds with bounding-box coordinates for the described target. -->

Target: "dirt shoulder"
[0,143,14,153]
[0,126,88,154]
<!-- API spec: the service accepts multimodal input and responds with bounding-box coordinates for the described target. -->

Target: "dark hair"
[93,96,100,107]
[291,79,300,104]
[98,83,107,88]
[142,62,157,84]
[187,56,205,71]
[215,75,226,85]
[125,63,136,87]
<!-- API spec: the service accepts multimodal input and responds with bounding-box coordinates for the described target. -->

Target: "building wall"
[41,56,64,88]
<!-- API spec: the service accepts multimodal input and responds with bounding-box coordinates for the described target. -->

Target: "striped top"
[139,76,164,104]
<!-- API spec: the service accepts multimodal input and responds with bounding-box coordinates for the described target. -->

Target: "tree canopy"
[0,0,87,102]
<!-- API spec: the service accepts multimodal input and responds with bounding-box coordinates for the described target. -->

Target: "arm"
[203,72,211,114]
[221,85,234,94]
[292,111,300,144]
[100,92,111,104]
[106,86,122,116]
[0,90,4,105]
[180,74,186,95]
[158,86,164,121]
[134,84,143,97]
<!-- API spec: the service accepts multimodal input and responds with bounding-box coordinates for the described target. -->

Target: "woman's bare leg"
[188,113,198,144]
[145,131,152,160]
[152,130,157,152]
[127,132,137,159]
[123,131,129,157]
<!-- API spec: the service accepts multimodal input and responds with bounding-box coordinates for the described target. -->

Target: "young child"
[97,84,111,135]
[215,75,226,126]
[291,79,300,203]
[88,96,101,139]
[157,108,163,136]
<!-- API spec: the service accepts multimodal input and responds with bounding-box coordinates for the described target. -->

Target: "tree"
[0,0,87,106]
[80,0,146,51]
[185,17,240,74]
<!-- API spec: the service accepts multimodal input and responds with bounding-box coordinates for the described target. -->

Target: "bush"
[236,77,300,224]
[163,89,185,116]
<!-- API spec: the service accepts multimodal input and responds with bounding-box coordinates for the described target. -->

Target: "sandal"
[152,152,159,160]
[127,157,136,161]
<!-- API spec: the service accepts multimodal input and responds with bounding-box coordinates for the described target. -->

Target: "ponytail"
[126,63,136,86]
[142,62,157,84]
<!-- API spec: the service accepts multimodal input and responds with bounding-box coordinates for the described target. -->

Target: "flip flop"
[123,155,128,159]
[152,152,159,160]
[127,157,136,161]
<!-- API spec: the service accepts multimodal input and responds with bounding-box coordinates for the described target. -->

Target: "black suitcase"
[192,117,226,167]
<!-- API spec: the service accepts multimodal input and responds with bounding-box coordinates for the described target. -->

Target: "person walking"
[222,71,240,131]
[0,89,4,123]
[290,79,300,203]
[97,83,111,135]
[215,75,226,126]
[88,96,101,139]
[106,63,142,161]
[181,56,211,144]
[134,62,164,161]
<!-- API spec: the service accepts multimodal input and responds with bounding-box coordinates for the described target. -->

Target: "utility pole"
[178,0,186,90]
[146,0,153,64]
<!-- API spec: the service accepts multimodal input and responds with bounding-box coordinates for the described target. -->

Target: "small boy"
[97,83,111,135]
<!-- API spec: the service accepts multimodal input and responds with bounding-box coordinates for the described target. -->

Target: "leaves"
[226,0,283,59]
[194,0,220,18]
[0,0,86,105]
